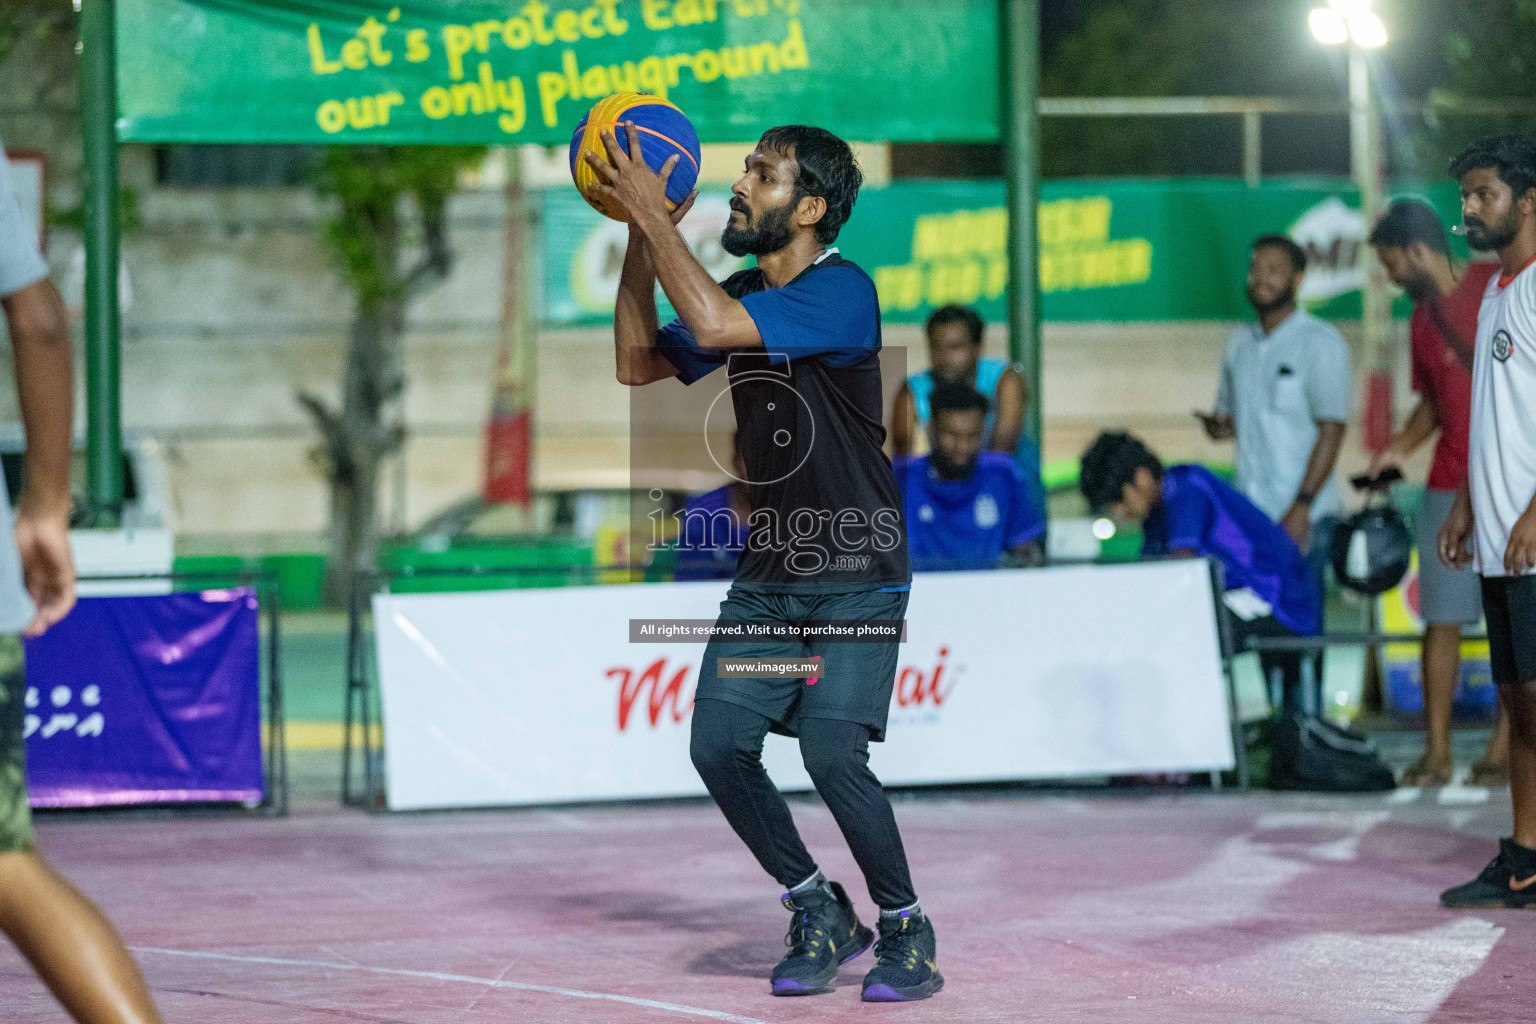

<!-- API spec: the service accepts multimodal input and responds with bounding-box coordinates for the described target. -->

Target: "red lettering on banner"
[895,646,956,708]
[609,659,695,731]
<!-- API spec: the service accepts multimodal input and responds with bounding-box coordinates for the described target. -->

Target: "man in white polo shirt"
[1201,234,1351,717]
[1439,135,1536,909]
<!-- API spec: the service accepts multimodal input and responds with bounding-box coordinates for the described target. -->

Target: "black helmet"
[1329,506,1412,596]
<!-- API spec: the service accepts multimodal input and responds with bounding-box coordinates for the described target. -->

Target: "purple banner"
[23,588,263,807]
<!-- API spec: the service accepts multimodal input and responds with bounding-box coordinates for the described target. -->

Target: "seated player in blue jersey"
[1078,431,1321,718]
[675,431,751,581]
[894,381,1045,571]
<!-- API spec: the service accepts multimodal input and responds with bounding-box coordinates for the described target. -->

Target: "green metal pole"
[1001,0,1042,445]
[81,0,123,524]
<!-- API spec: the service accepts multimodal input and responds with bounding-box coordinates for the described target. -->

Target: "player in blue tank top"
[895,382,1045,571]
[890,305,1044,512]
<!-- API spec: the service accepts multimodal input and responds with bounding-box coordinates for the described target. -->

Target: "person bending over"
[1079,431,1320,717]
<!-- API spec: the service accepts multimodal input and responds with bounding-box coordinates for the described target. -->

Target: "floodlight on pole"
[1309,8,1348,45]
[1349,12,1388,47]
[1311,1,1387,48]
[1310,0,1395,456]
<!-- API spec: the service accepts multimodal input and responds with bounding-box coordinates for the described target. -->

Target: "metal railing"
[1040,95,1536,187]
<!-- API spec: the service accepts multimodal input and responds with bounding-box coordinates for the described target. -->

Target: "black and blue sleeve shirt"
[656,250,910,594]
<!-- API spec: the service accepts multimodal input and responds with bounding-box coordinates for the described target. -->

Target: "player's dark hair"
[1079,431,1163,513]
[1450,134,1536,201]
[1368,198,1451,258]
[758,125,862,244]
[929,380,990,419]
[1252,234,1307,274]
[925,304,985,346]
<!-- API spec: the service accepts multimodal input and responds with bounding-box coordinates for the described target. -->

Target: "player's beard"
[1245,281,1296,316]
[1399,270,1437,302]
[931,448,978,481]
[721,198,798,257]
[929,365,974,387]
[1465,205,1523,252]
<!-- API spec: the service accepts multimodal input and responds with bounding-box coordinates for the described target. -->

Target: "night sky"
[1031,0,1469,178]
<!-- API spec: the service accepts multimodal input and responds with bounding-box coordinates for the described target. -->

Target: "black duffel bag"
[1268,714,1396,792]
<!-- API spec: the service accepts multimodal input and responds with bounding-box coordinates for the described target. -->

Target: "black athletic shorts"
[1480,575,1536,685]
[694,586,909,741]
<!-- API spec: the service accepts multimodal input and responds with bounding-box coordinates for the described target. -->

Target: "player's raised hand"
[668,188,699,226]
[584,122,695,229]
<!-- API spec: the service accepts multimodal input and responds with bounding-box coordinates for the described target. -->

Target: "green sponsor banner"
[542,176,1469,326]
[118,0,998,144]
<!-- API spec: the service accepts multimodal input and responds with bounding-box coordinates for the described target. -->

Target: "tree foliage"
[1427,0,1536,163]
[317,146,481,305]
[0,0,73,82]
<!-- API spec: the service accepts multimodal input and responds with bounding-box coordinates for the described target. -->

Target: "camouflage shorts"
[0,635,32,852]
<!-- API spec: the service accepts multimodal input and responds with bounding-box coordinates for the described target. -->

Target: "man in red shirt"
[1369,198,1508,787]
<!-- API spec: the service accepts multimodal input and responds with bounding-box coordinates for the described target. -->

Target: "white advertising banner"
[375,561,1233,811]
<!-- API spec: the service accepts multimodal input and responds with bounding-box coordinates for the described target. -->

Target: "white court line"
[132,947,775,1024]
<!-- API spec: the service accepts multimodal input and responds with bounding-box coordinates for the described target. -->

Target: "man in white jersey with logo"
[1439,135,1536,908]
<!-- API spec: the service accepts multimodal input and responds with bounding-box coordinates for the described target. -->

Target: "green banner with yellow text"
[117,0,999,144]
[541,176,1469,327]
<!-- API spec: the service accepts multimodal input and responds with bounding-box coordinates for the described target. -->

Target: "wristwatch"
[1294,490,1316,507]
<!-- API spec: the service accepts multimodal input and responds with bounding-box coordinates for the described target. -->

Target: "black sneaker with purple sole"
[861,909,944,1002]
[769,881,875,996]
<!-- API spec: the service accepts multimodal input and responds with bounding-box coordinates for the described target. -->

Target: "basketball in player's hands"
[570,93,701,222]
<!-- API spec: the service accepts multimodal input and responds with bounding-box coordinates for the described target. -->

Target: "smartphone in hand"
[1351,466,1404,491]
[1193,410,1231,438]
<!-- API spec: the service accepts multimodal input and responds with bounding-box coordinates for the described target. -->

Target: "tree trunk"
[319,296,406,607]
[308,145,469,607]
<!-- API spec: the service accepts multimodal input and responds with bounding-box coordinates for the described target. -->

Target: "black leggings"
[689,697,917,911]
[1232,613,1322,718]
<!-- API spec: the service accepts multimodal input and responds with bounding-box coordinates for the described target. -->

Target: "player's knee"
[689,731,735,781]
[689,705,760,781]
[799,734,863,790]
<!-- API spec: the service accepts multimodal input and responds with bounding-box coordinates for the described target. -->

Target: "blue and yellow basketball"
[569,93,702,222]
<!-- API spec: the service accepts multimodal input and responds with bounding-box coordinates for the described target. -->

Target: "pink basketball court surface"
[3,780,1532,1023]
